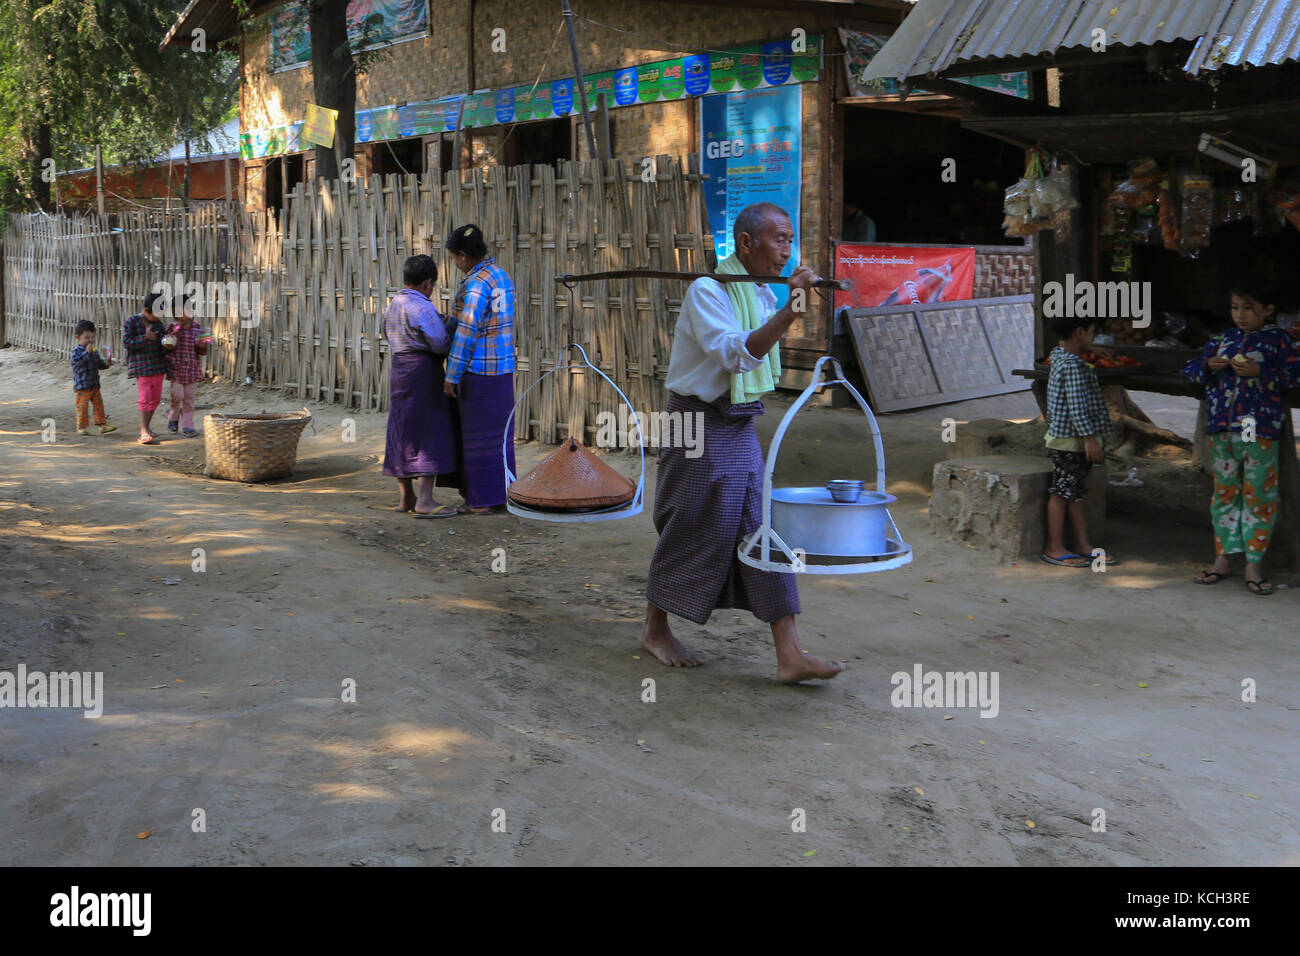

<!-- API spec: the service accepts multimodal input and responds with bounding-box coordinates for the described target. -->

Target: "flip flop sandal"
[1193,570,1233,585]
[137,435,159,445]
[167,421,179,433]
[182,429,199,437]
[1246,579,1274,596]
[456,506,494,515]
[1040,552,1090,568]
[412,506,458,519]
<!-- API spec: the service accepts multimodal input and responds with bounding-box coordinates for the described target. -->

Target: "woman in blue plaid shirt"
[443,224,517,514]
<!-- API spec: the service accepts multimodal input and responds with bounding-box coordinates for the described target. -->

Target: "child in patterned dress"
[1184,280,1300,595]
[164,298,206,437]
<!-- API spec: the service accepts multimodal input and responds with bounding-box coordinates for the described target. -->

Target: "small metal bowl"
[827,479,864,503]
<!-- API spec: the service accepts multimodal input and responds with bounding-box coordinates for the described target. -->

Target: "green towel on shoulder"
[717,253,780,404]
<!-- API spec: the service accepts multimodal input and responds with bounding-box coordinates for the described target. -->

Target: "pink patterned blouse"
[165,321,206,385]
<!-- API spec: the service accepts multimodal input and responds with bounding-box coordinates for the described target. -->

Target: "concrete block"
[930,455,1106,562]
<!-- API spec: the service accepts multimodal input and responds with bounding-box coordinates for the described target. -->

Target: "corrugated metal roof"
[1184,0,1300,74]
[861,0,1300,83]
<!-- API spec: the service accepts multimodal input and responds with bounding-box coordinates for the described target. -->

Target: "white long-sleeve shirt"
[663,277,773,402]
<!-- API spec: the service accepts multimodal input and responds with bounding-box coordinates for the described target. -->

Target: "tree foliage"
[0,0,235,211]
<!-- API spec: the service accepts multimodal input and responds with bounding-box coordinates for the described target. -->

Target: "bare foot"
[777,651,846,684]
[395,498,415,512]
[639,621,702,667]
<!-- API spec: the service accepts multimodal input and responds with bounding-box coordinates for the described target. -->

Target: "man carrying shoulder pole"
[641,201,845,684]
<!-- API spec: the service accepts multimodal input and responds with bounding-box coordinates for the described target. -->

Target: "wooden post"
[562,0,597,160]
[451,99,465,170]
[224,156,234,214]
[596,92,612,160]
[1272,409,1300,579]
[165,146,175,216]
[94,145,105,220]
[183,138,192,208]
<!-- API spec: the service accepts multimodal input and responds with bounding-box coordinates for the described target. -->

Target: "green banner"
[661,60,685,100]
[242,36,823,155]
[710,52,738,92]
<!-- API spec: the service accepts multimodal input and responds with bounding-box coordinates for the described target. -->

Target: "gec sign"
[705,138,746,159]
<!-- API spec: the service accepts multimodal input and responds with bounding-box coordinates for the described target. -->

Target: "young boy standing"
[122,292,169,445]
[1042,316,1117,568]
[70,320,117,435]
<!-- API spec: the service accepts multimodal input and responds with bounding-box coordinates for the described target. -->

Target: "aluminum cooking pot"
[771,487,896,557]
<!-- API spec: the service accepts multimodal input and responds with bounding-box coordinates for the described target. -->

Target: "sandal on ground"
[167,420,179,433]
[412,505,459,519]
[1041,552,1090,568]
[98,423,117,434]
[1193,570,1233,585]
[137,434,159,445]
[182,428,198,437]
[1246,579,1274,596]
[456,505,494,515]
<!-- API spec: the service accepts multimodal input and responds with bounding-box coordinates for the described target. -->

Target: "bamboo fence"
[3,155,712,443]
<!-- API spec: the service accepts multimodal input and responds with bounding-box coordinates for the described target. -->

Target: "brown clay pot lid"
[508,437,636,509]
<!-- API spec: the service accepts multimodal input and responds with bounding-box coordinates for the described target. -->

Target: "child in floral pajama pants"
[1209,433,1279,562]
[1183,280,1300,595]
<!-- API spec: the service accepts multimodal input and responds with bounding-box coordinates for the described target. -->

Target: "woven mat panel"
[846,295,1034,412]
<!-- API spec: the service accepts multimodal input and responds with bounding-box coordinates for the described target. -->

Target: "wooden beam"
[904,76,1054,116]
[909,48,1151,80]
[655,0,907,26]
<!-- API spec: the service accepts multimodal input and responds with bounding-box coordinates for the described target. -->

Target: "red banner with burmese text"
[834,244,975,310]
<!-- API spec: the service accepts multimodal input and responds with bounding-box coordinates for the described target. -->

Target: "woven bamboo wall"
[2,205,282,388]
[4,156,711,444]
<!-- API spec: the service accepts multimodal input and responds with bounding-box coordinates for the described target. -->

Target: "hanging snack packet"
[1180,173,1213,251]
[1158,180,1180,250]
[1107,157,1161,208]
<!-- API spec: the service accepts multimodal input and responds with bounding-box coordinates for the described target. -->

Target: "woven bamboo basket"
[203,410,313,482]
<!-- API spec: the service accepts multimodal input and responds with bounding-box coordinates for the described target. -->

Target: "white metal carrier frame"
[738,355,913,575]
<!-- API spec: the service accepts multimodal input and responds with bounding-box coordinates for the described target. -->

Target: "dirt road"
[1,347,1295,865]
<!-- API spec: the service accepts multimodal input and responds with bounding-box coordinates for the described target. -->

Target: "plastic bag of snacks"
[1180,173,1213,251]
[1265,184,1300,233]
[1108,158,1161,208]
[1035,166,1079,218]
[1158,180,1180,250]
[1213,186,1252,227]
[1131,209,1160,245]
[1002,149,1077,236]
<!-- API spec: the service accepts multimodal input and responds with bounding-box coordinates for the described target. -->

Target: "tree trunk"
[309,0,355,184]
[28,119,52,210]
